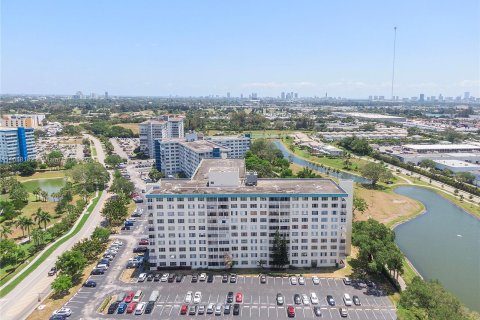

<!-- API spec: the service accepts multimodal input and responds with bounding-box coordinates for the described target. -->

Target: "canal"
[394,186,480,311]
[272,140,370,183]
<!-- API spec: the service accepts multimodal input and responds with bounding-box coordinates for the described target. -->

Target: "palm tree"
[33,208,52,230]
[31,228,45,248]
[32,187,42,201]
[40,190,49,202]
[0,225,13,239]
[15,216,30,238]
[23,218,34,240]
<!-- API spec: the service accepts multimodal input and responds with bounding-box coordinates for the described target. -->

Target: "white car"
[161,273,169,282]
[343,293,353,306]
[199,273,207,281]
[290,277,297,285]
[135,302,146,315]
[207,303,215,314]
[113,240,123,246]
[138,273,147,282]
[312,276,320,285]
[53,307,72,317]
[298,276,305,285]
[215,304,223,315]
[193,291,202,304]
[343,277,352,285]
[185,291,193,303]
[301,294,310,305]
[310,292,319,304]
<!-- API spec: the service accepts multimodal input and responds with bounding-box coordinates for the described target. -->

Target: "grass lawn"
[91,141,97,157]
[16,171,65,182]
[116,123,140,135]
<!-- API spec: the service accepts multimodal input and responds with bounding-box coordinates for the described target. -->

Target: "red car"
[125,292,135,303]
[139,239,149,245]
[126,302,137,313]
[287,305,295,317]
[236,292,243,303]
[180,304,188,315]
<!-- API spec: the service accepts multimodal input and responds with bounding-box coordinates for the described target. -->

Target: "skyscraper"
[105,91,109,99]
[281,92,285,100]
[464,92,470,100]
[227,92,230,98]
[419,94,425,102]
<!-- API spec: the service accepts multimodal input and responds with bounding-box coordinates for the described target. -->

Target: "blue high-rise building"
[0,127,36,163]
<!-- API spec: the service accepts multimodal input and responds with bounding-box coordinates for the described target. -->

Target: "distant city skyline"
[1,1,479,98]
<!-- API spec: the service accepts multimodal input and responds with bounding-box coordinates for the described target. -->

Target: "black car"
[83,280,96,287]
[222,274,229,283]
[91,268,104,275]
[147,273,154,281]
[353,295,361,306]
[107,302,119,314]
[233,304,240,315]
[176,274,184,283]
[293,294,301,305]
[168,273,176,282]
[327,295,336,306]
[144,301,155,314]
[230,274,237,283]
[191,274,198,283]
[260,274,267,284]
[49,315,66,320]
[227,291,234,303]
[154,273,161,282]
[313,306,322,317]
[207,274,214,283]
[133,246,148,253]
[366,279,376,288]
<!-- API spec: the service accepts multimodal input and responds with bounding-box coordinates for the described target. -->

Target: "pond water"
[273,140,370,184]
[22,178,66,201]
[394,186,480,311]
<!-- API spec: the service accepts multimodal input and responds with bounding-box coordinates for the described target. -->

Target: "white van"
[343,293,352,306]
[138,273,147,282]
[148,290,159,302]
[96,263,108,270]
[133,290,143,302]
[135,302,146,315]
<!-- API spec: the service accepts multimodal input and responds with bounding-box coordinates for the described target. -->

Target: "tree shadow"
[360,183,388,191]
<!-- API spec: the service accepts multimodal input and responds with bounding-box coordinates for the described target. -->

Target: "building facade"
[1,114,46,128]
[154,134,251,178]
[146,159,353,270]
[139,115,185,158]
[0,127,36,164]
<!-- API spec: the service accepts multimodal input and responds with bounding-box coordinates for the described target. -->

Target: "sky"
[1,0,479,98]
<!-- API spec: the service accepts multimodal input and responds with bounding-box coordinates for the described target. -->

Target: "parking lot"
[90,274,396,320]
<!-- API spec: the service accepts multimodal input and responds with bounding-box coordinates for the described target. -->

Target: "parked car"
[236,292,243,303]
[133,246,148,253]
[135,302,146,315]
[116,292,126,302]
[199,273,207,281]
[188,305,197,315]
[298,276,305,285]
[161,273,169,282]
[117,302,127,314]
[107,302,119,314]
[139,239,149,245]
[312,276,320,285]
[327,295,336,306]
[176,274,184,282]
[233,303,240,315]
[83,280,96,287]
[138,273,147,282]
[194,292,202,304]
[207,274,214,283]
[230,274,237,283]
[198,305,206,315]
[310,292,319,304]
[215,304,223,315]
[343,293,353,306]
[125,292,135,303]
[294,294,301,305]
[276,293,284,305]
[301,294,310,305]
[180,304,188,315]
[185,291,193,303]
[49,315,66,320]
[48,267,57,276]
[168,273,176,282]
[339,307,348,317]
[222,274,229,283]
[126,302,138,314]
[287,305,295,317]
[146,273,154,281]
[52,308,72,317]
[260,274,267,283]
[132,290,143,302]
[224,304,231,315]
[313,306,322,317]
[353,295,361,306]
[343,277,352,285]
[191,274,198,283]
[90,268,104,275]
[225,291,233,303]
[154,273,161,282]
[290,277,297,285]
[207,303,215,314]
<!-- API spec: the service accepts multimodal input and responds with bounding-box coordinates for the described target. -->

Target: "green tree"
[270,230,282,268]
[101,197,128,226]
[296,167,318,178]
[0,239,24,265]
[148,168,164,182]
[91,226,110,243]
[71,238,104,262]
[455,172,476,184]
[360,162,393,187]
[0,201,19,221]
[40,190,49,202]
[45,150,64,168]
[9,183,29,209]
[0,225,13,239]
[419,159,436,169]
[51,274,73,296]
[353,196,369,217]
[105,154,125,168]
[32,187,42,201]
[16,216,34,239]
[14,160,38,176]
[63,158,77,170]
[55,250,87,280]
[31,228,45,249]
[279,235,289,268]
[33,208,52,230]
[110,174,135,196]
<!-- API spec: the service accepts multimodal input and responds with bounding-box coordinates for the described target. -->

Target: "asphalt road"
[0,135,110,320]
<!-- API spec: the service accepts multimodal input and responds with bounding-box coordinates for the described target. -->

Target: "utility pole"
[391,26,397,100]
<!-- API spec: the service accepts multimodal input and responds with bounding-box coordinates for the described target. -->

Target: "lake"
[22,178,66,201]
[394,186,480,311]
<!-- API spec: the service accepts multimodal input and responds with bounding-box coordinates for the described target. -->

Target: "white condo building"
[146,159,353,270]
[0,127,36,164]
[139,115,185,158]
[154,133,251,178]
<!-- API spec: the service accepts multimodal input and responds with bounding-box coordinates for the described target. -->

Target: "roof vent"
[245,171,258,186]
